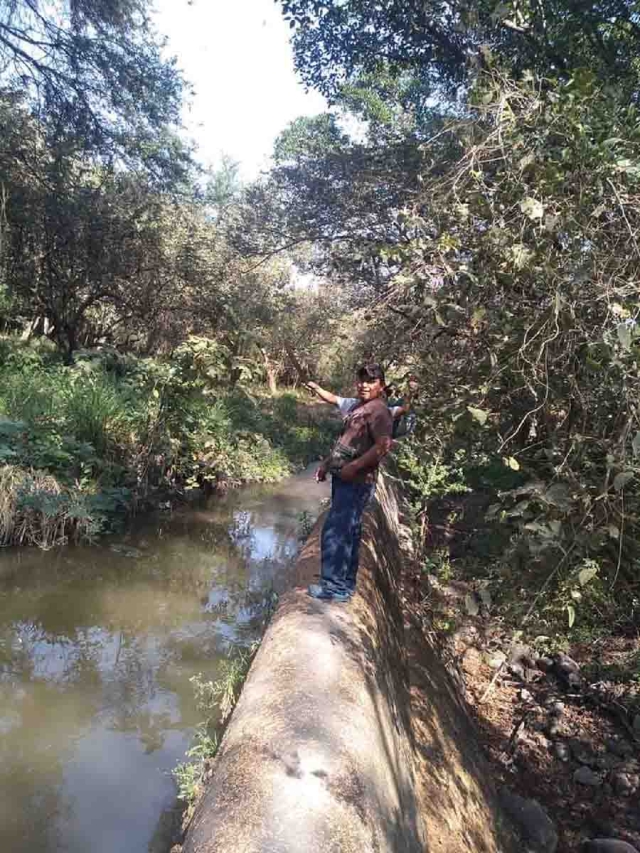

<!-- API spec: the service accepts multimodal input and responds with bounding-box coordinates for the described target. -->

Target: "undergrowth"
[0,336,337,547]
[173,643,258,826]
[396,425,640,652]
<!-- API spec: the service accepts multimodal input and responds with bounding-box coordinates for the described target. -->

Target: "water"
[0,466,328,853]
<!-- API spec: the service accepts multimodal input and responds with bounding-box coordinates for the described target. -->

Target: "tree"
[278,1,640,102]
[0,0,189,183]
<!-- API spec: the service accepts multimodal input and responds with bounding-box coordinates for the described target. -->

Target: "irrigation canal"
[0,466,329,853]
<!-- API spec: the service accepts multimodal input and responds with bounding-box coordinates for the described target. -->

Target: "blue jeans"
[320,477,375,596]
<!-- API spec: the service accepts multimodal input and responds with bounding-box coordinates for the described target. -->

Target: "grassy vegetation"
[173,643,258,826]
[0,336,337,548]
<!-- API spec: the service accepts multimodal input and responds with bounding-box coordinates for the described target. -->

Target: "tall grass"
[0,466,99,547]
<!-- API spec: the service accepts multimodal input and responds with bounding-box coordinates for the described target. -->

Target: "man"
[304,364,392,602]
[305,380,405,421]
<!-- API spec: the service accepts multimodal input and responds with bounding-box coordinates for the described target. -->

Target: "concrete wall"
[182,475,516,853]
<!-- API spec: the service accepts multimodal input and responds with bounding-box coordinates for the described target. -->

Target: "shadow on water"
[0,465,329,853]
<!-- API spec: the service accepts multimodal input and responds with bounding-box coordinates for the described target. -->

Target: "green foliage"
[173,727,219,805]
[279,0,640,104]
[0,1,187,175]
[396,441,469,511]
[297,510,316,540]
[0,340,336,547]
[173,644,257,815]
[268,1,640,650]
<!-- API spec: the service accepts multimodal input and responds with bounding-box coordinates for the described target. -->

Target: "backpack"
[393,411,417,439]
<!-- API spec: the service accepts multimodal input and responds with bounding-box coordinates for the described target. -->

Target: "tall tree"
[278,1,640,102]
[0,0,189,182]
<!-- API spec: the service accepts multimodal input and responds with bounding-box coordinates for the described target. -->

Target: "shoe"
[307,583,351,602]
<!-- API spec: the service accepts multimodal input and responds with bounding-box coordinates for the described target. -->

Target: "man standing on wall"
[305,364,392,602]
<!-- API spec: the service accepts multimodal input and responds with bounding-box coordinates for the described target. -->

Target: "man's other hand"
[315,464,328,482]
[338,462,358,482]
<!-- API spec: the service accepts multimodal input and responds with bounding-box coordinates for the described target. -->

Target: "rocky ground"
[401,561,640,853]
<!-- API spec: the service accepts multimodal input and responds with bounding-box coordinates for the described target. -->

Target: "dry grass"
[0,465,95,548]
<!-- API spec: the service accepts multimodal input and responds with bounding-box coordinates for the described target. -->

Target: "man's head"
[355,363,386,401]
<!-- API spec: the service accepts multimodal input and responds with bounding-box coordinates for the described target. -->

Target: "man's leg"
[315,478,372,598]
[345,483,374,594]
[317,477,353,596]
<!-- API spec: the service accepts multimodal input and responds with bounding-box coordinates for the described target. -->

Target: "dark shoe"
[307,584,351,602]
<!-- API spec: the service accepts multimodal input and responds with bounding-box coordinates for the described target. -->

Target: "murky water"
[0,466,328,853]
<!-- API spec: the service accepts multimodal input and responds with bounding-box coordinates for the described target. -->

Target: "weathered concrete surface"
[183,474,516,853]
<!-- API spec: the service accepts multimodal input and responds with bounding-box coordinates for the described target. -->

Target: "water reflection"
[0,466,328,853]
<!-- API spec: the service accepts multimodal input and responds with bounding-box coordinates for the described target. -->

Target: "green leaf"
[504,456,520,471]
[566,604,576,628]
[613,471,634,491]
[578,565,599,587]
[520,196,544,220]
[617,323,633,351]
[544,483,572,510]
[467,406,489,425]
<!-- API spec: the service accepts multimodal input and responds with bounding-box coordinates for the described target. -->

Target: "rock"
[508,645,539,681]
[553,741,571,762]
[594,753,621,771]
[554,653,582,689]
[520,688,533,702]
[488,650,507,669]
[574,766,602,787]
[583,841,640,853]
[613,772,639,796]
[606,738,634,759]
[569,738,596,765]
[555,652,580,676]
[499,790,558,853]
[547,700,565,717]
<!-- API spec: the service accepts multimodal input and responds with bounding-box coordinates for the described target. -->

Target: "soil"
[398,545,640,853]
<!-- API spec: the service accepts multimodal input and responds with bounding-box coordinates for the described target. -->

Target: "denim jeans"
[320,477,375,596]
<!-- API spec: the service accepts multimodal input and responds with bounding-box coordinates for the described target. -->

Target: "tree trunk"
[260,347,277,395]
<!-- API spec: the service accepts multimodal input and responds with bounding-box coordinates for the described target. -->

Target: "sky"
[153,0,327,180]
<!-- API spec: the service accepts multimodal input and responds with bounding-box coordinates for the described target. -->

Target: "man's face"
[356,376,384,401]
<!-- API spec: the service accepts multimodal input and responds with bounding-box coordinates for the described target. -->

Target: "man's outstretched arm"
[304,381,339,406]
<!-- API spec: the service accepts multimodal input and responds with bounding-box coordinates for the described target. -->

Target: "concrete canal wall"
[182,474,516,853]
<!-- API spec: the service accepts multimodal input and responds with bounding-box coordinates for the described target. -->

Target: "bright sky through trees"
[154,0,327,179]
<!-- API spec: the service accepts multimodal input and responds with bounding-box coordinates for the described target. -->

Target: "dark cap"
[356,363,386,384]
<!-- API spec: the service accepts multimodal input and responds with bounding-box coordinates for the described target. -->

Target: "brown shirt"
[328,397,393,484]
